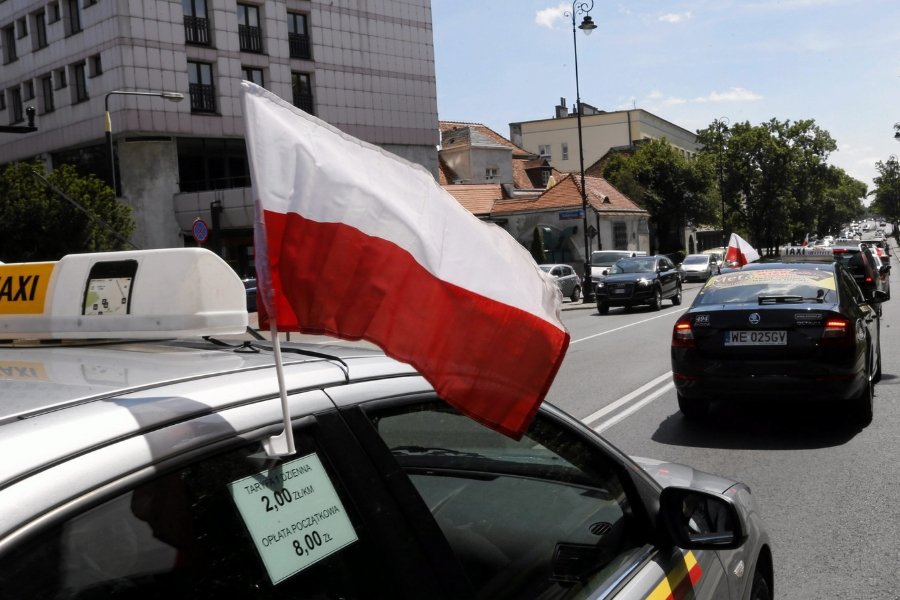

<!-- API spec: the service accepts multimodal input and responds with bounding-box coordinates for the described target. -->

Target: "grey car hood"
[632,455,739,495]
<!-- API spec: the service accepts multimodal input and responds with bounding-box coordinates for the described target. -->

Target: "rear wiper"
[758,289,829,304]
[390,445,485,458]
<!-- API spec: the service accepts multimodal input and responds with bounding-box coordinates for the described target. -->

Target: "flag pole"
[263,321,297,457]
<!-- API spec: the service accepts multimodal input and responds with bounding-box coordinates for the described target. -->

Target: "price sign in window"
[228,453,358,585]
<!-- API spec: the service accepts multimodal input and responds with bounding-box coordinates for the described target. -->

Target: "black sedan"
[595,255,682,314]
[671,261,885,425]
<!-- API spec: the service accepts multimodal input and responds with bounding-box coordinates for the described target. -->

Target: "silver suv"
[0,248,772,600]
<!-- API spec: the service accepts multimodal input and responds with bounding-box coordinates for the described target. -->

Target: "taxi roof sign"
[0,248,248,340]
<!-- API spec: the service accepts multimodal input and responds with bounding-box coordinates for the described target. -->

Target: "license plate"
[613,288,626,294]
[725,330,787,346]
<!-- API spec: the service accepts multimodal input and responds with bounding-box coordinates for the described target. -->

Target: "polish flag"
[241,82,569,438]
[724,233,760,266]
[802,233,809,247]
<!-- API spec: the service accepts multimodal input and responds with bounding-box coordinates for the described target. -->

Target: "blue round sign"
[192,218,210,244]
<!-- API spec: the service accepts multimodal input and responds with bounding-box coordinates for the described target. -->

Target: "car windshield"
[539,265,552,273]
[695,268,837,305]
[612,258,656,274]
[683,256,709,265]
[591,252,629,266]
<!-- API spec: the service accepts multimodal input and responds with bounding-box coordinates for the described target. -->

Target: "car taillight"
[821,315,855,347]
[672,317,695,348]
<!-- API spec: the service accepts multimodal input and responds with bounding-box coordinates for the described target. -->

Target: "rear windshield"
[591,252,629,266]
[695,268,837,305]
[682,255,709,265]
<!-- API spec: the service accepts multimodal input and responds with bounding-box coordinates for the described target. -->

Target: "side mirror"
[880,264,891,275]
[658,487,748,550]
[872,290,888,304]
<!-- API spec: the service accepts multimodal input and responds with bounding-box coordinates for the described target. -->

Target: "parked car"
[672,259,884,425]
[0,248,774,600]
[539,263,582,302]
[678,253,720,282]
[595,255,682,314]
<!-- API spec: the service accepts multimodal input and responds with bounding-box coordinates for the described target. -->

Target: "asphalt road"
[550,231,900,599]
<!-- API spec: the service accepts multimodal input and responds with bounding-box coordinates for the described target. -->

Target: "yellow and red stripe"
[645,551,704,600]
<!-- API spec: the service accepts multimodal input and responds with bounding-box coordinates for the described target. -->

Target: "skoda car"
[672,259,884,425]
[0,249,773,600]
[595,255,682,314]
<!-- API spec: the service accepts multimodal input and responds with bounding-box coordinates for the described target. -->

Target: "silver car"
[0,249,773,600]
[540,263,582,301]
[678,253,720,282]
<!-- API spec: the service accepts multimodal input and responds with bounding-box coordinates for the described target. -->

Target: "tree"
[869,155,900,227]
[602,138,715,253]
[0,161,134,262]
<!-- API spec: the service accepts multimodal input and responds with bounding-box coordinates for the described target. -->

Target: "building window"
[2,25,16,64]
[177,137,250,192]
[241,67,263,87]
[64,0,82,35]
[188,61,216,113]
[89,53,101,77]
[561,143,568,161]
[237,4,262,53]
[55,67,67,89]
[288,12,310,59]
[71,61,88,103]
[32,10,48,50]
[183,0,210,46]
[40,74,54,113]
[23,80,34,100]
[613,222,628,250]
[9,87,23,123]
[291,71,313,114]
[541,169,550,187]
[16,17,27,38]
[485,167,498,181]
[538,144,551,159]
[0,92,5,110]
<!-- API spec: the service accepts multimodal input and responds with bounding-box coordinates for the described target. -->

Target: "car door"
[338,394,732,600]
[658,257,677,297]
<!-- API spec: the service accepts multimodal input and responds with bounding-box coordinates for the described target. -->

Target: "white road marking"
[580,371,674,432]
[570,312,680,345]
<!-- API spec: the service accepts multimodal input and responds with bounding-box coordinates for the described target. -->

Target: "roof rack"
[1,248,248,340]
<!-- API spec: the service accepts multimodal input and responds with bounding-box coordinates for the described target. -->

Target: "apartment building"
[0,0,438,276]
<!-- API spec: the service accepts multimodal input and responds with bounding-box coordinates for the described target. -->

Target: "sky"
[430,0,900,196]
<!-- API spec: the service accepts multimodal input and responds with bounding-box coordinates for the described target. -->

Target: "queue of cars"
[0,248,774,600]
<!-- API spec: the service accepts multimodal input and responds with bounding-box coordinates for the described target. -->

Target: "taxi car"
[595,255,682,314]
[0,249,772,600]
[672,256,884,425]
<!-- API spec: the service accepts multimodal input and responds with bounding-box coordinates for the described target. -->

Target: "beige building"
[0,0,438,276]
[509,99,700,174]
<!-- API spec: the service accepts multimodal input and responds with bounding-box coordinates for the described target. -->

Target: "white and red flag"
[241,82,569,438]
[724,233,760,266]
[802,233,809,247]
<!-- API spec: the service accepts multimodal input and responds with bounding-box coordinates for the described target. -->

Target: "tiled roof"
[442,184,506,216]
[439,121,534,157]
[491,173,647,216]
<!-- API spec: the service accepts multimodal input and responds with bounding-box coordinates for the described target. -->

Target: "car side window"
[366,402,647,599]
[0,422,400,599]
[839,266,866,304]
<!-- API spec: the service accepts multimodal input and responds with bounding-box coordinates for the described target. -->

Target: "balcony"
[184,16,210,45]
[189,83,216,113]
[239,25,263,53]
[288,33,311,59]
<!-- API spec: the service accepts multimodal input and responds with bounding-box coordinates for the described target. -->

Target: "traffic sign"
[192,218,209,244]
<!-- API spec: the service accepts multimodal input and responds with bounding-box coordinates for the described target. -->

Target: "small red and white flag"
[802,233,809,247]
[724,233,760,266]
[241,82,569,438]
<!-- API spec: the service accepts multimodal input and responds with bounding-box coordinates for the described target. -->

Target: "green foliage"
[869,155,900,224]
[0,161,134,262]
[529,226,546,263]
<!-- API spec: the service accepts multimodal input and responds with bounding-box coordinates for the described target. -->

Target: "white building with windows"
[0,0,438,276]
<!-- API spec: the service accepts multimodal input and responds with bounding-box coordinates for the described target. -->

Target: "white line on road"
[581,371,675,432]
[569,312,679,345]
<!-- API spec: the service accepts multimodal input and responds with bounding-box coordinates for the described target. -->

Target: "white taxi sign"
[0,248,248,339]
[228,453,359,585]
[778,245,834,256]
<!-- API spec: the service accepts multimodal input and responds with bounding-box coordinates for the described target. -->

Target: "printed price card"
[228,453,358,585]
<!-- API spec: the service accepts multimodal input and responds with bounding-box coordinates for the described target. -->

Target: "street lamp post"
[105,90,184,195]
[715,117,729,248]
[565,1,597,303]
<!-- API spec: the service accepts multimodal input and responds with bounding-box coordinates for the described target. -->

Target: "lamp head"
[579,15,597,34]
[162,92,185,102]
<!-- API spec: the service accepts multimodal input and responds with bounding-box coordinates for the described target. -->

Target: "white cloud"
[693,87,764,103]
[535,3,569,29]
[659,12,692,23]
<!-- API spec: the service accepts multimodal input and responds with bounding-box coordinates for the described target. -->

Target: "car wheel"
[650,287,662,311]
[854,350,874,427]
[677,392,709,420]
[570,285,581,302]
[597,301,609,315]
[671,284,682,306]
[750,565,773,600]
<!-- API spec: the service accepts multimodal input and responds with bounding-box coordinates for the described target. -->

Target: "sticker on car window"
[228,452,358,585]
